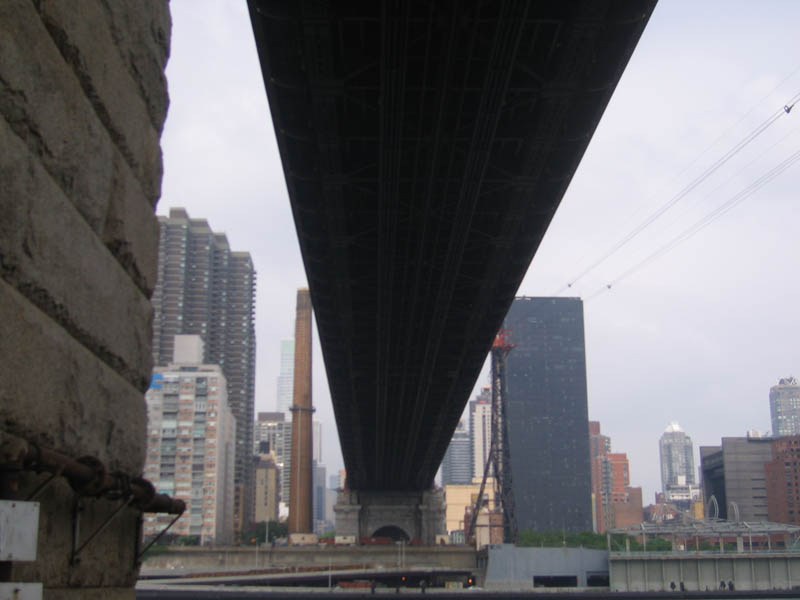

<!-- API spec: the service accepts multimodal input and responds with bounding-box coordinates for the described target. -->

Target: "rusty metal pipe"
[0,430,184,514]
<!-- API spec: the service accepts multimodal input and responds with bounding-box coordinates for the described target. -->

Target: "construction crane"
[467,329,518,544]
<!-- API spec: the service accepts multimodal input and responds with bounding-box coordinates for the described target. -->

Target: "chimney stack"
[288,288,315,542]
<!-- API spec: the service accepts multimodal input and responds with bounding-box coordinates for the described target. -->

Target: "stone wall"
[0,1,170,598]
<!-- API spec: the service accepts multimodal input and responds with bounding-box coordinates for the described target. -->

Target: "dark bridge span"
[249,0,655,492]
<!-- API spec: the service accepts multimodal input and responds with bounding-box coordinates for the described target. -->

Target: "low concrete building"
[482,545,609,590]
[610,552,800,592]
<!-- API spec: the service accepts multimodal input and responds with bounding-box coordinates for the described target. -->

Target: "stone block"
[104,151,160,297]
[0,0,159,293]
[102,0,171,132]
[36,0,164,205]
[0,0,113,232]
[0,116,153,390]
[0,279,147,473]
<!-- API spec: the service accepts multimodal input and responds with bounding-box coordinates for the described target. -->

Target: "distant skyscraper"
[143,336,235,544]
[469,387,491,481]
[276,339,295,413]
[151,208,256,535]
[503,297,592,533]
[659,422,695,491]
[313,420,323,463]
[442,422,472,485]
[254,412,292,504]
[313,461,327,531]
[770,377,800,437]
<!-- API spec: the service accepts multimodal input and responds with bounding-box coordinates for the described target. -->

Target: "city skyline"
[161,0,800,502]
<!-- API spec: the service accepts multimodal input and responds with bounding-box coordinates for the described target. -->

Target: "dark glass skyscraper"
[151,208,256,535]
[503,296,592,533]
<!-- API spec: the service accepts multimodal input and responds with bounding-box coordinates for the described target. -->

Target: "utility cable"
[585,147,800,301]
[565,62,800,275]
[553,91,800,295]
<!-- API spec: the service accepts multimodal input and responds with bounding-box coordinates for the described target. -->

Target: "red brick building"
[765,436,800,525]
[589,421,644,532]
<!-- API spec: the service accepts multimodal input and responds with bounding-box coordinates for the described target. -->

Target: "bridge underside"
[249,0,655,492]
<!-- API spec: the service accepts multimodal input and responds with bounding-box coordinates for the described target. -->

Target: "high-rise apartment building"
[442,421,472,485]
[659,422,699,506]
[143,335,235,544]
[770,377,800,437]
[470,387,492,481]
[503,297,592,533]
[151,208,256,535]
[276,339,295,413]
[589,421,643,532]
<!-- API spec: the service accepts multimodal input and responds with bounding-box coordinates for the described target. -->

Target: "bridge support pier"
[334,488,445,544]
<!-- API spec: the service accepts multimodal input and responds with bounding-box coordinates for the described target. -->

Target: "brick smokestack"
[288,288,314,537]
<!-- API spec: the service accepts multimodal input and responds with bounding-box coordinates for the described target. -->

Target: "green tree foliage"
[241,520,289,544]
[267,520,289,542]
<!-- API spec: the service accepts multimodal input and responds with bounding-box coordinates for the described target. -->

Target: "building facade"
[700,435,773,521]
[589,421,643,532]
[253,451,280,523]
[765,435,800,525]
[659,422,699,507]
[151,207,256,534]
[503,297,592,533]
[470,387,492,481]
[253,411,292,506]
[143,336,236,544]
[276,338,295,413]
[770,377,800,437]
[442,421,473,485]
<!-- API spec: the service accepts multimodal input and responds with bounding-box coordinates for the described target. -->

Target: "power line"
[585,147,800,301]
[564,64,800,277]
[554,91,800,295]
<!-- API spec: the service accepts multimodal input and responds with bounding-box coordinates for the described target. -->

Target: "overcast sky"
[161,1,800,505]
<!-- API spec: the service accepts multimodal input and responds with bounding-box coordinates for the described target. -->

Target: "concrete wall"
[610,552,800,592]
[142,545,477,572]
[0,1,170,598]
[484,545,609,591]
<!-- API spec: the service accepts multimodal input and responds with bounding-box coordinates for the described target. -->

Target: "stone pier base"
[334,488,445,544]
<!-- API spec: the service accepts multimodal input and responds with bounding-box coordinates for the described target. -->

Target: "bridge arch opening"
[372,525,410,542]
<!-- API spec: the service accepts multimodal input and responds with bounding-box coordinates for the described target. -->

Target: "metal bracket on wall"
[136,511,184,564]
[70,495,134,565]
[25,469,62,501]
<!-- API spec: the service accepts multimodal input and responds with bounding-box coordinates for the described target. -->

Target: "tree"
[267,520,288,542]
